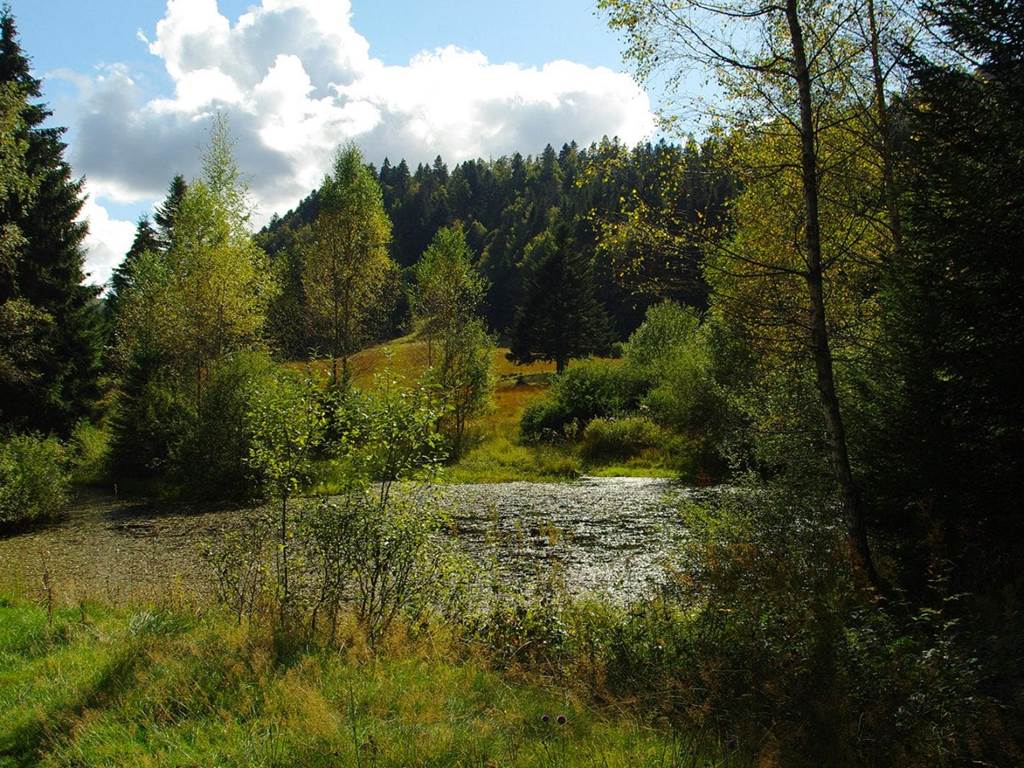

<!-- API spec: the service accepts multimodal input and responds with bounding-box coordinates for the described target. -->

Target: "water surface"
[0,477,708,603]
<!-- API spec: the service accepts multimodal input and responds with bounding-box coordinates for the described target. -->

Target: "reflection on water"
[444,477,713,596]
[0,478,715,603]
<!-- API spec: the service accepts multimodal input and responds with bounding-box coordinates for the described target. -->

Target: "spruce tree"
[862,0,1024,589]
[508,223,610,373]
[105,216,159,325]
[153,174,187,253]
[0,6,100,433]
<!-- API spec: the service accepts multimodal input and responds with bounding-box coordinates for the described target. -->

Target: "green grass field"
[0,597,730,768]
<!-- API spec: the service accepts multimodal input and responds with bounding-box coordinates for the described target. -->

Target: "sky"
[7,0,658,286]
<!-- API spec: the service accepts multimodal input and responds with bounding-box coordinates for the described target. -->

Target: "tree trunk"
[786,0,881,590]
[332,279,340,386]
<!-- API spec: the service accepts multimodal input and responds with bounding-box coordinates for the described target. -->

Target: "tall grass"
[0,597,735,768]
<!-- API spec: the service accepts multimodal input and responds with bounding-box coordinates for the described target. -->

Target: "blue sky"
[5,0,656,284]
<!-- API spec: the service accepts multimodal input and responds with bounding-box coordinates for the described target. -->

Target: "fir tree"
[105,216,159,325]
[0,6,101,433]
[153,174,187,253]
[508,223,610,373]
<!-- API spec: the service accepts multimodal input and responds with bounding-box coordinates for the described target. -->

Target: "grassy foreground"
[0,597,724,768]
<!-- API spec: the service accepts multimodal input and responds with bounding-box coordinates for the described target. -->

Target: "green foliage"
[243,366,328,623]
[309,492,449,646]
[209,366,448,636]
[855,0,1024,595]
[173,352,280,501]
[104,216,158,329]
[0,297,54,425]
[0,80,28,273]
[107,356,190,481]
[338,373,449,483]
[641,332,724,434]
[114,116,274,399]
[303,143,393,379]
[427,318,494,457]
[245,366,326,503]
[618,302,730,476]
[579,416,665,463]
[414,225,494,456]
[0,9,101,435]
[0,433,68,524]
[520,360,646,441]
[68,420,110,487]
[624,301,700,373]
[413,223,486,346]
[585,486,999,766]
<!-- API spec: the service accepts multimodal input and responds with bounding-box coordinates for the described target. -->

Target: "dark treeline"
[256,138,733,358]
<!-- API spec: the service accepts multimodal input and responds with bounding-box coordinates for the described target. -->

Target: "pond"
[0,477,714,604]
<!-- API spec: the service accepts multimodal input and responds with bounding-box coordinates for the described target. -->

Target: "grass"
[0,596,727,768]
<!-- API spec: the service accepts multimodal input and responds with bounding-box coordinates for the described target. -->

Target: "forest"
[1,0,1022,766]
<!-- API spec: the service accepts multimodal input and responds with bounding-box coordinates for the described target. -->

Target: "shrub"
[520,359,647,441]
[590,485,996,766]
[108,356,191,480]
[624,300,700,372]
[68,420,110,486]
[579,416,665,462]
[244,367,327,624]
[0,434,69,525]
[519,399,574,442]
[307,491,448,646]
[171,351,278,501]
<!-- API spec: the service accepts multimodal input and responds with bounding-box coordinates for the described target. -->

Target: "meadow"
[299,334,678,484]
[0,597,737,768]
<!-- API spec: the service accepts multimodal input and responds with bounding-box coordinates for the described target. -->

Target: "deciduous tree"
[303,144,393,383]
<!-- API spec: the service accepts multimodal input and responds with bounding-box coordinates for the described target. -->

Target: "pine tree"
[105,216,159,325]
[153,175,187,253]
[508,223,610,373]
[0,6,101,433]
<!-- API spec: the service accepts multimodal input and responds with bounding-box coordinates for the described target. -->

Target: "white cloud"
[79,190,138,286]
[71,0,655,284]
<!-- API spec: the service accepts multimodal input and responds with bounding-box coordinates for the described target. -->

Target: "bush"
[588,485,998,766]
[624,300,700,372]
[108,356,191,480]
[68,420,110,486]
[520,359,647,441]
[0,434,69,525]
[171,351,278,501]
[207,371,452,647]
[579,416,665,462]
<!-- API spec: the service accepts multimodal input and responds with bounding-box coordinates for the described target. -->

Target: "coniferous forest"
[1,1,1023,765]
